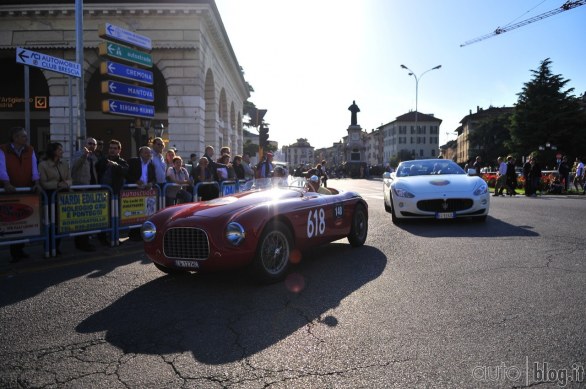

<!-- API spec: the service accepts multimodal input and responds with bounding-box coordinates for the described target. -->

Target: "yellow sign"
[57,191,110,233]
[120,188,157,226]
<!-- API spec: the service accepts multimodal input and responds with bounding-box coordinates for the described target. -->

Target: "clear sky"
[214,0,586,150]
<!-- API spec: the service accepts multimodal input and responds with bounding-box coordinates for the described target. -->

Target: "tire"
[154,262,188,275]
[390,197,401,224]
[348,204,368,247]
[252,221,293,283]
[384,193,392,213]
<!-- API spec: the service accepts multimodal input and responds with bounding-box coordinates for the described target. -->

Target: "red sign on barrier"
[0,194,41,239]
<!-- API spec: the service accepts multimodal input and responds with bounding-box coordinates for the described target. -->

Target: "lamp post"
[400,64,442,142]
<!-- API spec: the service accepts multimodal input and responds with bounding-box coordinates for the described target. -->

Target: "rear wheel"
[348,204,368,247]
[252,221,293,283]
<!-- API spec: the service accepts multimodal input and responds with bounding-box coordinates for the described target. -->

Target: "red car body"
[142,186,368,282]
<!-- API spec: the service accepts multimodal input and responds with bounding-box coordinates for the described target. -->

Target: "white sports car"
[383,159,490,223]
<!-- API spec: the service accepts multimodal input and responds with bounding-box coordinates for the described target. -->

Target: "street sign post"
[102,99,154,119]
[99,23,152,51]
[98,41,152,67]
[100,61,153,85]
[101,80,154,102]
[16,47,81,78]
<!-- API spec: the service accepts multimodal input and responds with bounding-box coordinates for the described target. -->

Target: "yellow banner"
[57,191,110,233]
[120,188,158,226]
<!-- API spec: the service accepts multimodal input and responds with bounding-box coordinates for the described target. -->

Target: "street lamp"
[400,64,442,137]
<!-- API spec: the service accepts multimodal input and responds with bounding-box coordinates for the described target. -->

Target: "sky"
[214,0,586,149]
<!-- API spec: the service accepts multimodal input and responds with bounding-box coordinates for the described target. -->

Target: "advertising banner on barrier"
[119,188,157,226]
[0,194,41,240]
[57,191,110,233]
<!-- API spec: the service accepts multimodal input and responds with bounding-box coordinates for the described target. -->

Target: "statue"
[348,100,360,126]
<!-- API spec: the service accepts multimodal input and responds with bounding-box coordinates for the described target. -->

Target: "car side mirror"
[382,172,391,179]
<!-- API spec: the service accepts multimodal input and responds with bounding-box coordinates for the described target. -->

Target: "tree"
[508,58,586,162]
[468,111,513,164]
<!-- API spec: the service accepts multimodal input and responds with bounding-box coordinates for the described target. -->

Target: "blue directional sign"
[16,47,81,78]
[99,23,152,51]
[101,80,154,102]
[102,99,154,119]
[100,61,153,85]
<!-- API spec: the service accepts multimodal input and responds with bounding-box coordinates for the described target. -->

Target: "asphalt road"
[1,178,585,388]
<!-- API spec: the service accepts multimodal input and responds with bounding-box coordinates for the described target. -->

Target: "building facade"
[282,138,314,169]
[379,111,442,163]
[0,0,249,160]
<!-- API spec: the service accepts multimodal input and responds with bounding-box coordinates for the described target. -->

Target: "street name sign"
[16,47,81,78]
[101,80,154,102]
[102,99,154,119]
[100,61,153,85]
[99,23,152,51]
[99,41,152,68]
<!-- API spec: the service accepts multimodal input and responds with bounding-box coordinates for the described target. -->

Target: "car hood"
[154,188,304,224]
[393,174,484,193]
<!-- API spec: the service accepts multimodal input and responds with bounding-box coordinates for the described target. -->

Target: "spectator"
[319,160,329,187]
[257,152,274,178]
[165,149,176,170]
[232,155,245,180]
[573,157,584,194]
[94,140,104,159]
[193,157,217,201]
[494,157,507,196]
[189,153,198,166]
[557,156,570,193]
[71,137,99,251]
[166,156,192,205]
[0,127,41,262]
[150,137,167,187]
[242,152,254,180]
[203,145,230,182]
[472,156,483,176]
[528,156,542,197]
[505,156,518,196]
[216,153,233,181]
[523,156,533,196]
[39,142,72,255]
[127,146,156,189]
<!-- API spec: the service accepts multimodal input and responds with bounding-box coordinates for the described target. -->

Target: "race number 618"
[307,208,325,238]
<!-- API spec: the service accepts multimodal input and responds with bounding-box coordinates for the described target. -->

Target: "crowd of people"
[470,154,585,197]
[0,127,336,262]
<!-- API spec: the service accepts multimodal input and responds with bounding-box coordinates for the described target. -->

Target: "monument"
[345,100,366,177]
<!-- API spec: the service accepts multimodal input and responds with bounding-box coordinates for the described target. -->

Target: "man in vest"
[0,127,42,262]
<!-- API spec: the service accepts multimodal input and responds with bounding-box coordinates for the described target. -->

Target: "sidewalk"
[0,233,144,276]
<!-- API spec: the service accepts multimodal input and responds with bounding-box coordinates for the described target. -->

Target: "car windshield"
[396,160,465,177]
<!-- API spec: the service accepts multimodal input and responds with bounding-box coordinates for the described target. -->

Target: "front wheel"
[348,204,368,247]
[252,221,293,283]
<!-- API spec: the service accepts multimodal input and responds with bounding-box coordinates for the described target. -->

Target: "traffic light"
[259,125,269,148]
[249,108,267,127]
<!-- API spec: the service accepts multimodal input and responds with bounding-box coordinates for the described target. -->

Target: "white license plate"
[175,260,199,269]
[435,212,455,219]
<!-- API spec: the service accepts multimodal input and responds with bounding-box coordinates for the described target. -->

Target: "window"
[419,149,424,157]
[431,149,436,157]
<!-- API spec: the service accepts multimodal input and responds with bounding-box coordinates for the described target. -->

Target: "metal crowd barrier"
[0,187,50,258]
[117,184,161,243]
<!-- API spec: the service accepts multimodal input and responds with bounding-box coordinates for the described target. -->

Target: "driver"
[271,166,288,187]
[307,175,332,195]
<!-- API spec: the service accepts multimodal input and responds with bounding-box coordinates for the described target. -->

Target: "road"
[1,178,585,388]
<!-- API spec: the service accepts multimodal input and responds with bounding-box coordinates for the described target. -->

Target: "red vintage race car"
[141,182,368,283]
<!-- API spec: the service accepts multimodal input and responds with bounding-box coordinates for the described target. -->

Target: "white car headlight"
[226,222,246,246]
[393,187,415,198]
[473,183,489,196]
[141,221,157,242]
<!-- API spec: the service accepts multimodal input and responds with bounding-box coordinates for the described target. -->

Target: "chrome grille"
[417,199,473,212]
[163,227,210,260]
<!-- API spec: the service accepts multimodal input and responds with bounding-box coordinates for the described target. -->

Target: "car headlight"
[226,222,245,246]
[473,183,489,196]
[393,187,415,198]
[141,221,157,242]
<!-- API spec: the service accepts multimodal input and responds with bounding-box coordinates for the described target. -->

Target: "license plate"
[435,212,455,219]
[175,260,199,269]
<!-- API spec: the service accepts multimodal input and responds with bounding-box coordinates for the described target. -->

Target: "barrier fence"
[1,179,253,257]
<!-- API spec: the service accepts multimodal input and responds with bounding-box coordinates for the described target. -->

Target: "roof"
[394,111,442,123]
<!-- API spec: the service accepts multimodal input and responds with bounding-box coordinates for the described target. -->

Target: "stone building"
[0,0,249,159]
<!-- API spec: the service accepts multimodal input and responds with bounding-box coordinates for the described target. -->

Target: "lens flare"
[285,272,305,293]
[289,249,302,264]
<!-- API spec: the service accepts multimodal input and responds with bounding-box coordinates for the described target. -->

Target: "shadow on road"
[393,216,539,238]
[76,244,387,364]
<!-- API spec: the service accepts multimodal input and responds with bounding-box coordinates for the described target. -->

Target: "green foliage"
[469,111,513,163]
[508,58,586,162]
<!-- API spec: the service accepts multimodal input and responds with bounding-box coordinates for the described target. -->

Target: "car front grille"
[163,227,210,260]
[417,199,473,212]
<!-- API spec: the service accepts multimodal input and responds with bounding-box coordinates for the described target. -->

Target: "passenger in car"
[307,175,332,195]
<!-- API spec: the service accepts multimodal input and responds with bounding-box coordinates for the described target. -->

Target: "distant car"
[382,159,490,223]
[141,179,368,283]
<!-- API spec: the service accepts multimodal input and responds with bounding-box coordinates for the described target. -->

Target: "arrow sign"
[16,47,81,78]
[99,41,152,68]
[100,61,153,85]
[99,23,152,51]
[102,99,155,119]
[101,80,154,102]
